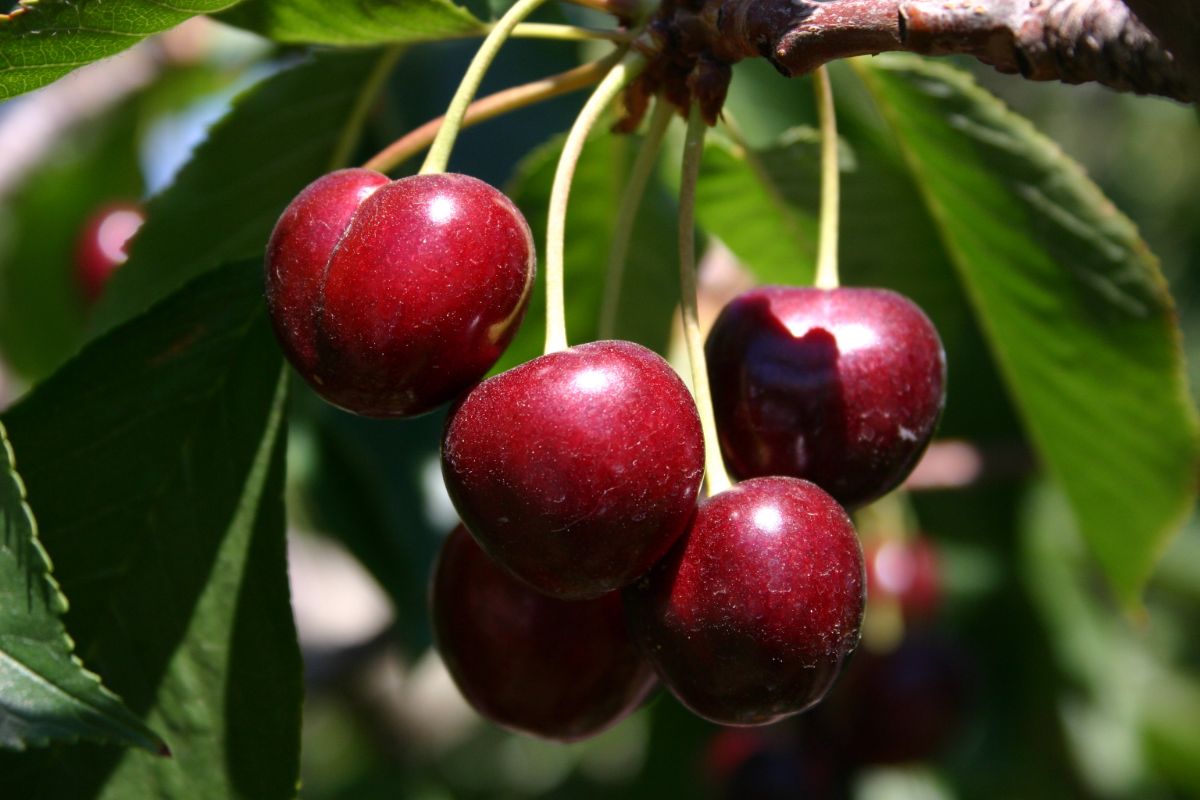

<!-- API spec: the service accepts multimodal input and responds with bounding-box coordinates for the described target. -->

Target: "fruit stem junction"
[680,104,733,496]
[598,97,675,339]
[813,66,841,291]
[421,0,555,175]
[544,52,645,354]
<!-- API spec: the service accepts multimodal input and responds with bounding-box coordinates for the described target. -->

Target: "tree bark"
[681,0,1194,103]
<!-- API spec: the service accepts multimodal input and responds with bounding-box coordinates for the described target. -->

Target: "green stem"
[813,65,841,290]
[420,0,554,175]
[598,97,674,339]
[328,46,403,171]
[544,52,645,354]
[508,22,630,42]
[680,105,732,496]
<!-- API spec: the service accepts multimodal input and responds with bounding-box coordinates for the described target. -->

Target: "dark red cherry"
[705,287,945,509]
[800,634,970,766]
[75,203,145,303]
[865,535,940,622]
[442,340,704,600]
[624,476,865,726]
[431,525,656,742]
[265,169,535,418]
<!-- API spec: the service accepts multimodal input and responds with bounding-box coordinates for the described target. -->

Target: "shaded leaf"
[854,54,1199,603]
[220,0,483,46]
[0,0,242,100]
[694,129,818,286]
[92,47,394,336]
[0,261,299,798]
[0,422,162,753]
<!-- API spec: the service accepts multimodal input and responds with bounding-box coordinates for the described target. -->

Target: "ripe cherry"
[799,634,970,766]
[705,287,945,509]
[266,169,535,418]
[431,525,656,742]
[624,476,865,726]
[442,340,704,600]
[865,535,941,622]
[75,203,145,303]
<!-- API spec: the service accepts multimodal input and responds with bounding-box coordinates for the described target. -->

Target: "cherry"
[624,476,865,726]
[705,287,945,509]
[75,202,145,303]
[865,535,941,622]
[431,525,656,742]
[266,169,535,418]
[442,340,704,600]
[799,634,970,766]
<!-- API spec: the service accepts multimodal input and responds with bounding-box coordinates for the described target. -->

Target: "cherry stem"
[363,55,619,174]
[813,65,841,290]
[679,104,733,496]
[420,0,555,175]
[544,52,645,354]
[505,22,631,42]
[598,97,675,339]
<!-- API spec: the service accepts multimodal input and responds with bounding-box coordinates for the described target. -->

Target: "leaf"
[854,54,1199,604]
[219,0,483,46]
[1020,483,1200,795]
[0,421,163,753]
[0,101,142,383]
[91,47,394,337]
[500,129,681,372]
[0,0,243,100]
[693,129,818,286]
[0,261,300,798]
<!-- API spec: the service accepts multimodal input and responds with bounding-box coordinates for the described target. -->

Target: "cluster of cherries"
[264,163,946,742]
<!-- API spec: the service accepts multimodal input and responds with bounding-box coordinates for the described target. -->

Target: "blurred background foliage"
[0,5,1197,799]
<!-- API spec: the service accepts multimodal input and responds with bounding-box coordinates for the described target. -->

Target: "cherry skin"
[75,203,145,304]
[624,476,865,726]
[442,340,704,600]
[705,287,945,509]
[865,535,941,622]
[266,169,536,418]
[431,525,657,742]
[799,634,970,767]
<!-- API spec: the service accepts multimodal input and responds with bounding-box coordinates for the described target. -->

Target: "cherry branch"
[681,0,1193,103]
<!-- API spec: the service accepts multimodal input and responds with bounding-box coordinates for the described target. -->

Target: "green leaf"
[1,422,163,753]
[0,102,142,383]
[694,129,818,286]
[0,0,243,100]
[219,0,483,46]
[854,54,1199,604]
[91,47,395,337]
[0,261,300,798]
[500,130,681,372]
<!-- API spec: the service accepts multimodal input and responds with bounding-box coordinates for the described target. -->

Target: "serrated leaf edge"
[0,420,165,754]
